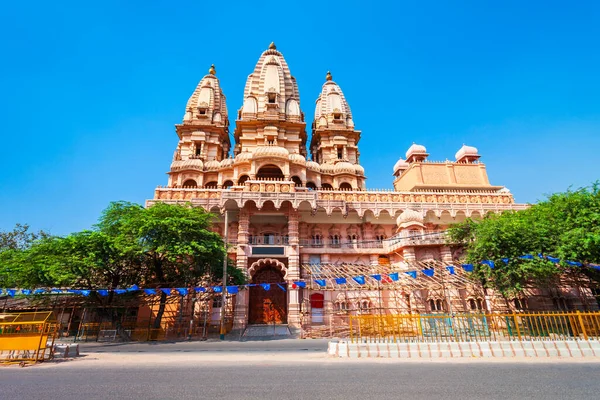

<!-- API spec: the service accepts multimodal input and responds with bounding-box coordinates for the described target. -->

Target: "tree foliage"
[447,182,600,297]
[1,202,244,293]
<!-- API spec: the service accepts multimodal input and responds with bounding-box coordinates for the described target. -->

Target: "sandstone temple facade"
[148,43,595,334]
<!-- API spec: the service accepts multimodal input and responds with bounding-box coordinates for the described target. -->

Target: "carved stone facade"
[148,43,569,331]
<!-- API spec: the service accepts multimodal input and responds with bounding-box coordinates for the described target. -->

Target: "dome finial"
[269,42,276,50]
[209,64,216,75]
[326,71,332,81]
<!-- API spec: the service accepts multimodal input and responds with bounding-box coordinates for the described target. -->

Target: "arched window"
[330,234,341,247]
[321,183,333,190]
[238,175,249,185]
[311,234,322,246]
[291,176,302,187]
[306,181,317,190]
[182,179,197,188]
[339,182,352,190]
[204,181,218,188]
[429,299,445,312]
[222,180,234,189]
[335,301,348,311]
[256,164,284,180]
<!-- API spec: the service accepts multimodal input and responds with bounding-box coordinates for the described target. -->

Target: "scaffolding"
[299,261,600,339]
[0,291,237,343]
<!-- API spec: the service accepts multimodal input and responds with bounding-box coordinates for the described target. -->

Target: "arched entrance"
[248,264,287,324]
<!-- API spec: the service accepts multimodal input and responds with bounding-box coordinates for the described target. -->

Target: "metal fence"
[348,312,600,343]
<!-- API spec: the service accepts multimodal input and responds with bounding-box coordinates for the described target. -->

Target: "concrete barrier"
[329,340,600,359]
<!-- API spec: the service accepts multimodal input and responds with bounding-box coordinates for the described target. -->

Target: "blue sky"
[1,1,599,236]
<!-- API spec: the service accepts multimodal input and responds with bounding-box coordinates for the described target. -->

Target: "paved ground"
[2,339,600,399]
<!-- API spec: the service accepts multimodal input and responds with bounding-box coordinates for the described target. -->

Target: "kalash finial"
[209,64,216,75]
[269,42,277,50]
[326,71,332,81]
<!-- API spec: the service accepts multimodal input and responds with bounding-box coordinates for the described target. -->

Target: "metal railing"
[348,312,600,343]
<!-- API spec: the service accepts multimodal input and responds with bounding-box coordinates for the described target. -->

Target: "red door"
[249,266,287,324]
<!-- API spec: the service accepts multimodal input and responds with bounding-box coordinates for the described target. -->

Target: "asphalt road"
[2,340,600,400]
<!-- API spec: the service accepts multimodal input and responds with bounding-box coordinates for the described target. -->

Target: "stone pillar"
[236,209,250,274]
[403,247,416,262]
[440,246,453,264]
[369,254,379,266]
[287,209,301,328]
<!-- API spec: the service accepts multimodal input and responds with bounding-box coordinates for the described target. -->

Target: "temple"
[148,43,595,336]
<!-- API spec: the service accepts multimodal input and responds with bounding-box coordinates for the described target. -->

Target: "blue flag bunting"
[22,289,32,295]
[160,288,172,295]
[353,276,366,285]
[389,272,399,281]
[67,289,80,294]
[277,284,287,292]
[194,287,206,293]
[566,260,582,267]
[81,290,91,297]
[50,288,63,294]
[422,269,435,277]
[501,258,510,264]
[176,288,188,296]
[314,279,327,287]
[519,254,534,260]
[591,265,600,271]
[7,289,16,297]
[144,289,157,295]
[370,274,382,281]
[115,289,127,295]
[97,289,109,296]
[227,286,239,294]
[405,271,417,279]
[34,289,45,295]
[335,277,347,284]
[260,283,271,291]
[462,264,474,272]
[481,260,495,269]
[538,253,545,259]
[213,286,222,293]
[128,284,139,292]
[547,256,560,263]
[293,281,306,288]
[446,266,455,275]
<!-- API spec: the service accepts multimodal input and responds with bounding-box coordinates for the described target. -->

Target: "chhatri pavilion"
[148,43,593,334]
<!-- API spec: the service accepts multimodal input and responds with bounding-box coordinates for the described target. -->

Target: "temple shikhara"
[147,43,596,336]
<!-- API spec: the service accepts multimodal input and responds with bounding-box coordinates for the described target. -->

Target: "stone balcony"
[383,231,448,253]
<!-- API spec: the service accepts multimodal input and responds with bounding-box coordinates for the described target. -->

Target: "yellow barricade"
[349,311,600,343]
[0,311,58,364]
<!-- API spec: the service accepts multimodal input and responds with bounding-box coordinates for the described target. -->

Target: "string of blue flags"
[1,254,598,297]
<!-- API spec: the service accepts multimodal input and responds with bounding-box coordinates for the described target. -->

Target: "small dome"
[173,158,203,171]
[396,209,425,229]
[234,152,253,163]
[220,158,234,168]
[455,144,479,161]
[253,145,290,159]
[306,161,321,172]
[204,160,221,171]
[320,163,335,174]
[393,158,409,174]
[354,164,365,175]
[405,143,427,160]
[334,161,355,174]
[289,153,306,166]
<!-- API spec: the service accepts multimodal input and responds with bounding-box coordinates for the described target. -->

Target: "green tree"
[1,202,244,328]
[96,201,244,327]
[447,182,600,298]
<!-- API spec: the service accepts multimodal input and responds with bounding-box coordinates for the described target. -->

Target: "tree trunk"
[153,291,168,330]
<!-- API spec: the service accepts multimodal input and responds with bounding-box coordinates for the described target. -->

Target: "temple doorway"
[248,265,287,324]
